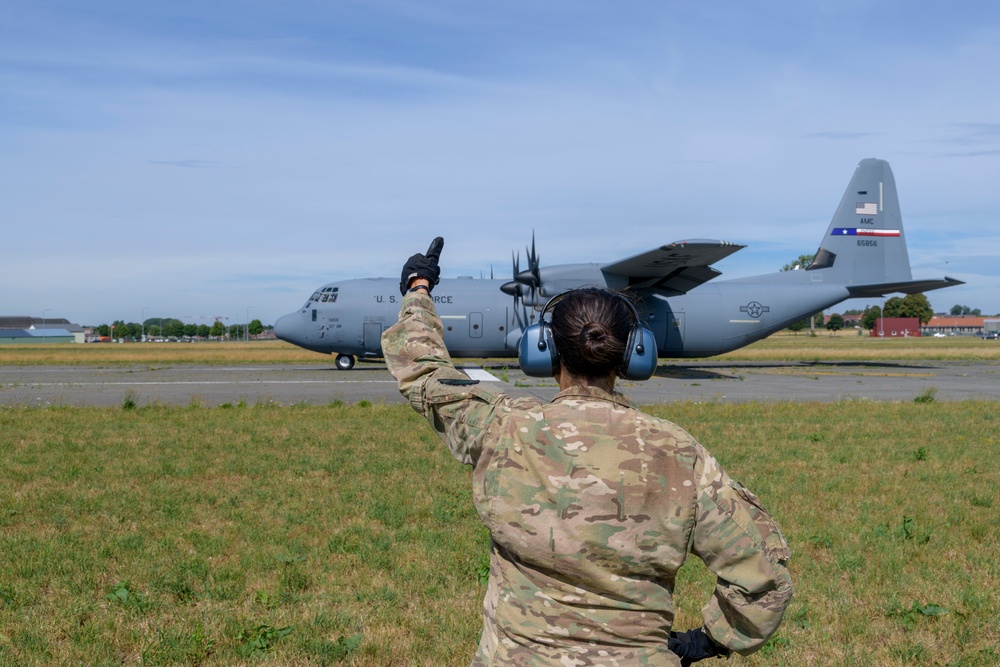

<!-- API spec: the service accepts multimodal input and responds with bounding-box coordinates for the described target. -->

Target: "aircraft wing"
[847,277,965,298]
[600,239,746,296]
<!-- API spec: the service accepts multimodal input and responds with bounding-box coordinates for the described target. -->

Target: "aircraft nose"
[273,313,303,346]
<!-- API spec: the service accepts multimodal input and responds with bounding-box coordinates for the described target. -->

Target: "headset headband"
[518,289,658,380]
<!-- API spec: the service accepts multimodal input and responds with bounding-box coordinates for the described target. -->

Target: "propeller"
[516,233,541,294]
[501,251,529,332]
[500,233,544,336]
[500,250,525,298]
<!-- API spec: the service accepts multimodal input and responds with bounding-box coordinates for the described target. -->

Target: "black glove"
[399,237,445,295]
[668,628,730,666]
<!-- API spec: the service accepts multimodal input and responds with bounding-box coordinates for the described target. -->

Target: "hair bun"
[580,321,609,341]
[551,288,630,378]
[578,322,617,364]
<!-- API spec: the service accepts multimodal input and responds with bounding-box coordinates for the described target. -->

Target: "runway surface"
[2,360,998,407]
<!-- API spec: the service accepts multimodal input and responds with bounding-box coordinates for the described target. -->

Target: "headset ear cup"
[621,327,658,381]
[518,322,559,377]
[619,325,639,377]
[615,295,658,381]
[542,323,559,376]
[519,292,568,378]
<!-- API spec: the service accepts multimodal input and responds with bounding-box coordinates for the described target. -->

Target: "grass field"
[1,399,997,665]
[1,337,997,664]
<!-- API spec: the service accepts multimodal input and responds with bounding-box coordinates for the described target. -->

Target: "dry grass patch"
[4,334,1000,367]
[724,332,1000,361]
[0,341,324,366]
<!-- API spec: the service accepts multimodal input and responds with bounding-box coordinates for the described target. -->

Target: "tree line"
[949,304,982,316]
[93,318,267,341]
[787,295,995,334]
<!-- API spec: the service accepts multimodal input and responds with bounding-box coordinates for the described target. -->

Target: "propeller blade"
[508,250,526,331]
[503,235,544,332]
[528,231,541,284]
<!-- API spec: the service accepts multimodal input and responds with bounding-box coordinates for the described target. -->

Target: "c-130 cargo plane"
[275,159,962,370]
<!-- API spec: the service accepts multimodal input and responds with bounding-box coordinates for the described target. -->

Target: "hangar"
[0,316,84,344]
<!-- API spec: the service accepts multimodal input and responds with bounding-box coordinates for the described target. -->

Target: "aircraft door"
[363,322,383,356]
[469,312,483,338]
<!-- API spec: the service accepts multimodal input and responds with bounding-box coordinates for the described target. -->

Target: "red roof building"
[921,316,985,336]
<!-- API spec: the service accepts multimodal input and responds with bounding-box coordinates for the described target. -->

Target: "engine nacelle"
[524,263,611,305]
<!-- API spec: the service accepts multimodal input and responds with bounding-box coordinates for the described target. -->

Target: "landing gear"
[335,354,356,370]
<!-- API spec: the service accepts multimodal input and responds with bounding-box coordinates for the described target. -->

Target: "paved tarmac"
[2,360,998,407]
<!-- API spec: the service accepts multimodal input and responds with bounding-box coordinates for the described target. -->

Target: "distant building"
[871,317,922,338]
[0,316,85,343]
[840,313,862,328]
[921,316,985,337]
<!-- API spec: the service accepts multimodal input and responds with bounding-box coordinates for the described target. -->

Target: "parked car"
[983,331,999,340]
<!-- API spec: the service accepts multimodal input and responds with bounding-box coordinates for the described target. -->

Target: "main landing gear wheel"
[335,354,355,370]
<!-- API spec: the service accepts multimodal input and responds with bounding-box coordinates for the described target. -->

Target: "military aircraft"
[275,158,963,369]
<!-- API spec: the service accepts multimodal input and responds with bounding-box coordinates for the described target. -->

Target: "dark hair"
[550,288,632,379]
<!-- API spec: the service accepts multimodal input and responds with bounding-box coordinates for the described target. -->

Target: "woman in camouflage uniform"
[382,239,792,666]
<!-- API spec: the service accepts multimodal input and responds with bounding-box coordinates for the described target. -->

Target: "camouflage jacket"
[382,292,793,666]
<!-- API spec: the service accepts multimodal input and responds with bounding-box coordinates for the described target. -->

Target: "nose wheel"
[335,353,356,370]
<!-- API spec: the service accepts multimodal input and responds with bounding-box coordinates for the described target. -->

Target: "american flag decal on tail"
[832,228,901,237]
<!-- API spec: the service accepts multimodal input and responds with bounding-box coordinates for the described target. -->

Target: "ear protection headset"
[518,290,658,381]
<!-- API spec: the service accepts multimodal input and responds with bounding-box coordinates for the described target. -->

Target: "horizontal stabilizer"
[601,240,745,295]
[847,277,965,298]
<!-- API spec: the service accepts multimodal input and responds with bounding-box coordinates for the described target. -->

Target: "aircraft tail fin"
[807,158,913,285]
[804,158,964,294]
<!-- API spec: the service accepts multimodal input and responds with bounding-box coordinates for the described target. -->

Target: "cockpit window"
[310,287,339,303]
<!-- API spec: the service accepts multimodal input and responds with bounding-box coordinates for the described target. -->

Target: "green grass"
[1,401,997,665]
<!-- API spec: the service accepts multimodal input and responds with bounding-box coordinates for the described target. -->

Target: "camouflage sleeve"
[381,291,504,466]
[690,446,793,655]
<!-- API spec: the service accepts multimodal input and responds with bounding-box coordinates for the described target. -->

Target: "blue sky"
[3,1,999,327]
